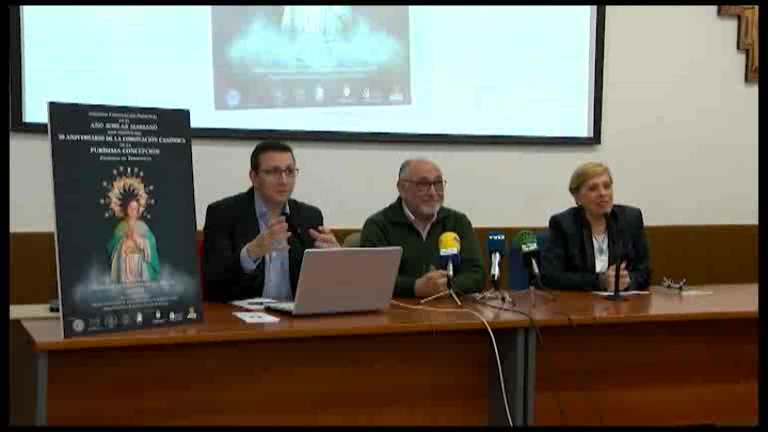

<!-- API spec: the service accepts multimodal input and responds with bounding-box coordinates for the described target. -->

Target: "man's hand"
[414,269,449,298]
[245,216,291,259]
[599,262,631,292]
[309,226,340,249]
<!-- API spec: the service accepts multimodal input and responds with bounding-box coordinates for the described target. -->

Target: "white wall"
[9,6,758,232]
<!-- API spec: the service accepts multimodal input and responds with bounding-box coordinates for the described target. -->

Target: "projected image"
[211,6,412,110]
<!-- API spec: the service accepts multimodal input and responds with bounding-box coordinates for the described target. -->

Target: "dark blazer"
[540,204,651,291]
[202,187,324,302]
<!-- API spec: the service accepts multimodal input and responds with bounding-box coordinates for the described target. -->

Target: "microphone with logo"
[475,232,515,303]
[512,230,554,306]
[487,232,505,290]
[420,232,463,306]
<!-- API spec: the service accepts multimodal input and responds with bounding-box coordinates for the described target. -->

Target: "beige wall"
[9,6,758,231]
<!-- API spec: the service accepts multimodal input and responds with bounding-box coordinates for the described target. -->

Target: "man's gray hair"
[398,158,437,179]
[398,160,413,179]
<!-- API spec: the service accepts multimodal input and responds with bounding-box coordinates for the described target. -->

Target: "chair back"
[342,232,362,248]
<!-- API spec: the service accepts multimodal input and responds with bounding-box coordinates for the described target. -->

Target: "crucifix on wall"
[719,5,759,83]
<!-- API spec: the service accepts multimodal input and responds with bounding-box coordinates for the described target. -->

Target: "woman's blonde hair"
[568,162,612,196]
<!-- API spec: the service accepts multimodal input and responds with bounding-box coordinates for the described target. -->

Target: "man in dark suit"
[202,140,339,302]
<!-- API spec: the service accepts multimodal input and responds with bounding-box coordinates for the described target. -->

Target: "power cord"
[468,297,543,345]
[390,299,514,428]
[470,296,557,425]
[469,295,578,426]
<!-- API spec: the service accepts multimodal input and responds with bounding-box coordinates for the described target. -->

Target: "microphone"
[281,208,297,234]
[486,232,506,290]
[438,232,461,286]
[604,213,627,301]
[512,230,542,288]
[277,208,295,249]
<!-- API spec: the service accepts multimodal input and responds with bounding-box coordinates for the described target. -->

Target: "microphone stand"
[603,254,627,302]
[603,224,627,301]
[602,215,627,301]
[475,253,515,304]
[420,260,463,306]
[509,258,554,308]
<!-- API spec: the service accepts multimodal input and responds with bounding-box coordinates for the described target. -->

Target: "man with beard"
[360,159,484,298]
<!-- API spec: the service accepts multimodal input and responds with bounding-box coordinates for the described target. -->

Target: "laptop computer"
[265,247,402,316]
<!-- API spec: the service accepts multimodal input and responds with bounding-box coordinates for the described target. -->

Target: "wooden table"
[15,283,758,426]
[9,304,59,425]
[18,300,533,426]
[522,283,758,426]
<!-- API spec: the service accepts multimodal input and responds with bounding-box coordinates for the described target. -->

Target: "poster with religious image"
[48,102,203,338]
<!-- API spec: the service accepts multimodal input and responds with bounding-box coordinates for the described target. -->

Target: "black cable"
[528,270,575,326]
[470,297,543,345]
[470,297,573,424]
[533,259,602,424]
[479,297,576,424]
[596,391,605,426]
[540,303,600,425]
[487,294,576,425]
[472,293,594,425]
[546,307,575,328]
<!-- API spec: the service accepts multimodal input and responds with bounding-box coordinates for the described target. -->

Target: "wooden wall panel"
[8,233,59,304]
[9,225,757,304]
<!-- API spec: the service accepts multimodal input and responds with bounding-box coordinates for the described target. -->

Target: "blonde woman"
[540,162,650,291]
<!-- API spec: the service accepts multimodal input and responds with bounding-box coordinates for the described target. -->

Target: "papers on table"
[592,290,650,296]
[231,297,280,323]
[678,290,714,296]
[655,287,715,296]
[233,311,280,324]
[231,297,277,311]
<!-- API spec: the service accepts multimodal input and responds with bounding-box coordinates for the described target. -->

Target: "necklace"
[593,232,607,255]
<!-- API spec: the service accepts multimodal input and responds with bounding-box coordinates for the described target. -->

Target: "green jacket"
[360,198,485,298]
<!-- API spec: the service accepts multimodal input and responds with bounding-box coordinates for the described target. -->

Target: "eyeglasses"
[258,167,299,179]
[402,179,447,193]
[661,277,687,291]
